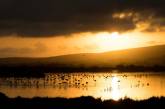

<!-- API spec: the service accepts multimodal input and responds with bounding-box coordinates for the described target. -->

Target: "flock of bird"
[0,73,150,90]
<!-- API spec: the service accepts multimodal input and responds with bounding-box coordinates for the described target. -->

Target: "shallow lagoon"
[0,72,165,100]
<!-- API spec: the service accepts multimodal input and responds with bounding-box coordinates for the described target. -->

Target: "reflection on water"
[0,72,165,100]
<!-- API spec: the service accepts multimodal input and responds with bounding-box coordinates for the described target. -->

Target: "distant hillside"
[0,45,165,68]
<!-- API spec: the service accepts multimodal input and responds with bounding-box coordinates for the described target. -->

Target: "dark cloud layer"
[0,0,164,37]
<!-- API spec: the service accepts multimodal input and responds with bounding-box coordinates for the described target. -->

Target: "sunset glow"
[0,31,165,57]
[95,32,136,52]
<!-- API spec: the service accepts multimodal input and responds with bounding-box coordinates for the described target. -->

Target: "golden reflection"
[0,73,165,100]
[111,75,121,101]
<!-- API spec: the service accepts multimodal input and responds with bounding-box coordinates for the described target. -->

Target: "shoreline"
[0,70,164,78]
[1,66,165,77]
[0,92,165,109]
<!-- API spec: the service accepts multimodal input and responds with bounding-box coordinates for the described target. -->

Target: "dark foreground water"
[0,72,165,100]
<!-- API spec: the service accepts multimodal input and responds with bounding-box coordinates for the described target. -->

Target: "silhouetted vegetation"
[0,64,165,77]
[0,92,165,109]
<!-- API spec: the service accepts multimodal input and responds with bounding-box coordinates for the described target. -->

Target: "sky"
[0,0,164,57]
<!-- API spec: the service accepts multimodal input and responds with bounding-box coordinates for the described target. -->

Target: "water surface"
[0,72,165,100]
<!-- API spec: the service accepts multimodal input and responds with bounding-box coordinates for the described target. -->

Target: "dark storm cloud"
[0,0,164,37]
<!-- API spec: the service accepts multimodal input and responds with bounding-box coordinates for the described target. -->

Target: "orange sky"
[0,31,164,57]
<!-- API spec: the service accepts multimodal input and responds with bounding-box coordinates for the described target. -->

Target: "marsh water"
[0,72,165,100]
